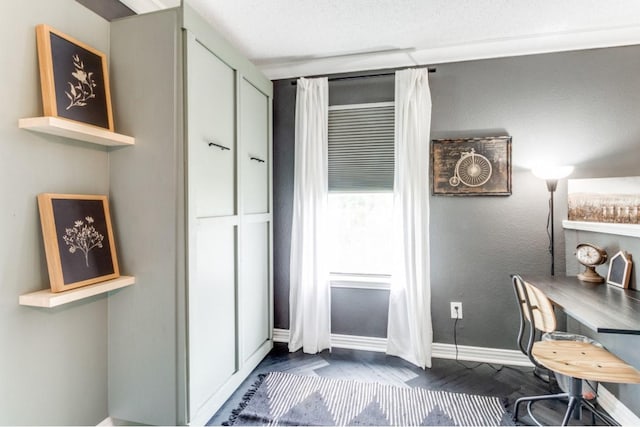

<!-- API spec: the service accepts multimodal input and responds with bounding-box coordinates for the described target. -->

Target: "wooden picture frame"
[37,194,119,293]
[568,177,640,224]
[607,250,632,289]
[36,24,114,131]
[431,136,512,196]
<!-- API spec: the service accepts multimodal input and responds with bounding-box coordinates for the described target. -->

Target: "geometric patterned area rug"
[223,372,513,426]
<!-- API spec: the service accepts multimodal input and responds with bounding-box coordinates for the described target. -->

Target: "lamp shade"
[531,165,574,180]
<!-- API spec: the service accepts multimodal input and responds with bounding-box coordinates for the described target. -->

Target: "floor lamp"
[532,166,574,276]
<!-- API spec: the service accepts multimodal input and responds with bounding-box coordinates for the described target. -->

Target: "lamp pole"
[546,179,558,276]
[532,165,574,277]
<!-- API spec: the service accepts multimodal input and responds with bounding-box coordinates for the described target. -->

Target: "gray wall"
[0,1,111,424]
[273,45,640,365]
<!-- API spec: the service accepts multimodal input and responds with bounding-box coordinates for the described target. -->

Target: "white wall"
[0,1,111,424]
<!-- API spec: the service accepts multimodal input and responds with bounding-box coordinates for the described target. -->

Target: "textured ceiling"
[185,1,640,78]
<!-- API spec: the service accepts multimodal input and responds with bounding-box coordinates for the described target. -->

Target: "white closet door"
[239,222,270,362]
[189,221,237,415]
[187,38,236,218]
[240,78,269,214]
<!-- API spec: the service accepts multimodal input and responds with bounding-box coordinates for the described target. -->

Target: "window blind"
[328,102,395,192]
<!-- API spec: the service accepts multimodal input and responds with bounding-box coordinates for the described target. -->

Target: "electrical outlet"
[450,302,463,319]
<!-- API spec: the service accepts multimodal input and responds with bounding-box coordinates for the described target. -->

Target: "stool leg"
[514,392,568,422]
[562,397,579,426]
[582,399,619,426]
[570,377,583,421]
[560,377,584,425]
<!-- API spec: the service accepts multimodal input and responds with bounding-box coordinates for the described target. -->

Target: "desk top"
[522,275,640,335]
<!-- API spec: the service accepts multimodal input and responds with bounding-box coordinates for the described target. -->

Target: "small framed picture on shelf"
[36,24,114,131]
[606,250,632,289]
[37,194,120,293]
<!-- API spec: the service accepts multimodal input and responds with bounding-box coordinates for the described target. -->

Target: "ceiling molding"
[259,25,640,80]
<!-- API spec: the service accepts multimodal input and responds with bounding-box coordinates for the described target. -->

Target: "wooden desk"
[522,275,640,335]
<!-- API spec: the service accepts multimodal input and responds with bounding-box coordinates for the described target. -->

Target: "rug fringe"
[223,373,268,426]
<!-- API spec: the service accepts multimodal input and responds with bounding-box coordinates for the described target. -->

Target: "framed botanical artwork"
[607,250,633,289]
[36,24,114,131]
[431,136,512,196]
[37,194,120,293]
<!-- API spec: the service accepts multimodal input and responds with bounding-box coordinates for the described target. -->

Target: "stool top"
[532,340,640,384]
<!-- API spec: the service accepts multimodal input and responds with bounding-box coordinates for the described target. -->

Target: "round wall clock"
[575,243,608,283]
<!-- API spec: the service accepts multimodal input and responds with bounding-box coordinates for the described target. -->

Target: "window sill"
[329,273,391,290]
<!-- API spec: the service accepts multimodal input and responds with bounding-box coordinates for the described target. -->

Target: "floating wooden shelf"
[19,116,135,147]
[563,220,640,238]
[19,276,135,308]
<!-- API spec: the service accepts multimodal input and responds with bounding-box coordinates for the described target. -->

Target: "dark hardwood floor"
[207,343,611,426]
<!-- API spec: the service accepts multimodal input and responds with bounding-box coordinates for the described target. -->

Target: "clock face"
[576,244,606,266]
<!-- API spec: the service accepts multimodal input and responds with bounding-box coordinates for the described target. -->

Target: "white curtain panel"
[289,77,331,354]
[387,68,433,368]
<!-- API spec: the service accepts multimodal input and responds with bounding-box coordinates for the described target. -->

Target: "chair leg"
[533,366,551,384]
[561,396,579,426]
[514,392,568,422]
[582,399,619,426]
[516,376,620,426]
[569,377,583,421]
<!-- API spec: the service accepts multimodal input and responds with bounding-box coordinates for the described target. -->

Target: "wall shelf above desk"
[19,276,135,308]
[19,116,135,147]
[563,220,640,238]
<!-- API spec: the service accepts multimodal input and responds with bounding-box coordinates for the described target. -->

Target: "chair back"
[520,277,556,333]
[512,275,557,366]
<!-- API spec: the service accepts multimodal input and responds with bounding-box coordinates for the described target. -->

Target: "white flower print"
[65,54,97,110]
[62,216,104,267]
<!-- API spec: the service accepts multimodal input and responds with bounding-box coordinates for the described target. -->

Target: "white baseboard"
[431,342,532,367]
[273,328,530,366]
[272,328,639,424]
[597,384,640,426]
[272,328,289,343]
[97,417,114,426]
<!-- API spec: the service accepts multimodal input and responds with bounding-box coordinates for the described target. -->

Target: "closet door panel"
[240,78,269,214]
[189,221,237,414]
[240,222,269,362]
[187,38,236,218]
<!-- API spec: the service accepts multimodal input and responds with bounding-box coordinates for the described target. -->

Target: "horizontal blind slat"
[328,103,394,192]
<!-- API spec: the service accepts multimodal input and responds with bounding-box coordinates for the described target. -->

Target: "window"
[327,102,394,281]
[327,192,393,276]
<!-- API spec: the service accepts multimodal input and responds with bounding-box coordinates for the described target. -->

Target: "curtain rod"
[290,67,436,85]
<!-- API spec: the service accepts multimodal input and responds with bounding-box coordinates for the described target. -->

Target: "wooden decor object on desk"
[607,250,633,288]
[575,243,608,283]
